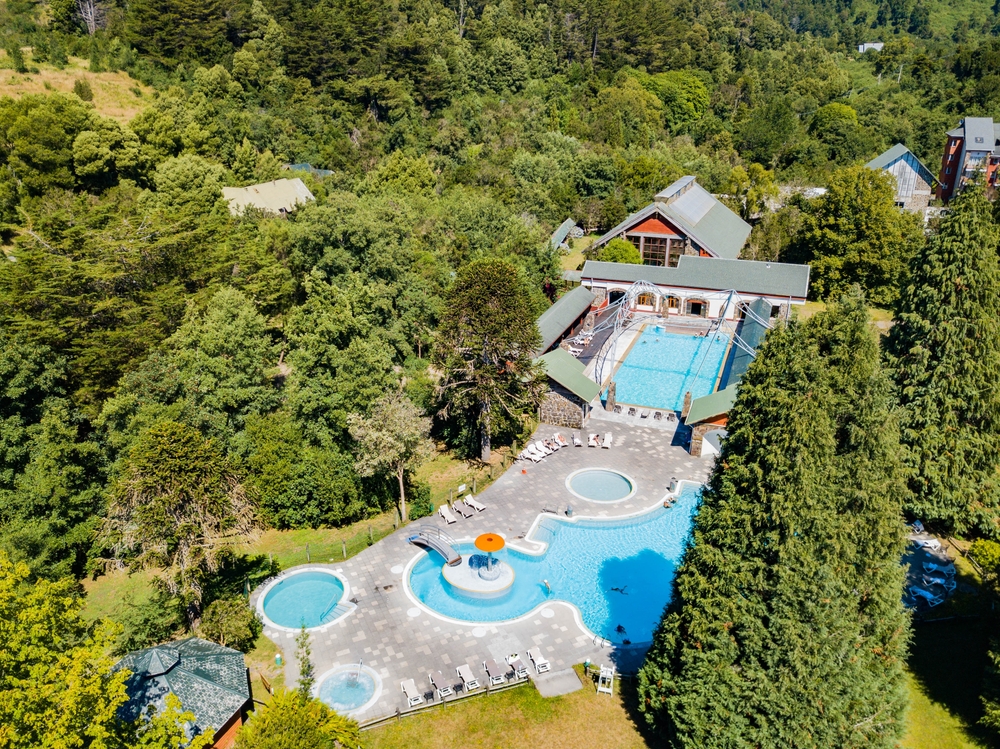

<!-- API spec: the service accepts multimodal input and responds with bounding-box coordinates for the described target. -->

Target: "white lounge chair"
[401,678,423,707]
[572,432,583,447]
[454,501,473,519]
[483,659,506,686]
[588,433,599,447]
[429,670,453,698]
[457,663,479,691]
[914,538,943,552]
[911,520,925,533]
[522,445,544,462]
[534,440,553,455]
[439,505,457,524]
[568,347,583,357]
[527,647,550,673]
[640,409,650,419]
[506,653,528,679]
[464,495,486,512]
[554,433,569,448]
[909,586,945,607]
[922,574,957,592]
[924,561,956,576]
[601,433,613,448]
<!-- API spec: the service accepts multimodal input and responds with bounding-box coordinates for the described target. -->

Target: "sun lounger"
[454,501,473,519]
[640,409,650,419]
[506,654,528,679]
[572,432,583,447]
[534,440,553,455]
[439,505,457,524]
[464,495,486,512]
[909,586,945,607]
[568,347,583,357]
[923,561,956,576]
[601,433,613,448]
[922,574,957,592]
[457,663,479,691]
[554,433,569,448]
[483,659,506,686]
[401,678,424,707]
[429,670,453,698]
[911,520,925,533]
[914,538,943,551]
[527,647,550,673]
[588,434,599,447]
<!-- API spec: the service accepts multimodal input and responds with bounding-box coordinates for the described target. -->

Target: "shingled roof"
[536,285,596,353]
[115,638,251,738]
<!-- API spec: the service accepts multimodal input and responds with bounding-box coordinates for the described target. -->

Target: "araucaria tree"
[435,258,543,462]
[98,420,259,621]
[638,291,910,748]
[887,187,1000,536]
[347,390,432,523]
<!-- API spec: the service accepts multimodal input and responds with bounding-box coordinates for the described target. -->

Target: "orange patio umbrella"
[475,533,505,571]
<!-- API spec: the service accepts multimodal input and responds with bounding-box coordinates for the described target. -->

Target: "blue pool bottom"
[318,669,377,713]
[569,469,633,501]
[612,328,729,411]
[408,485,701,644]
[262,571,346,629]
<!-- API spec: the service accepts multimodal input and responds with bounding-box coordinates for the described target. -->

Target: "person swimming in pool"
[610,585,628,595]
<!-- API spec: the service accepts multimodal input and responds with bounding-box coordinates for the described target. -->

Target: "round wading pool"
[259,569,347,630]
[565,468,636,502]
[316,665,382,716]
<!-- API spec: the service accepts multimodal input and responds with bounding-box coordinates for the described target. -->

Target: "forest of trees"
[1,0,1000,744]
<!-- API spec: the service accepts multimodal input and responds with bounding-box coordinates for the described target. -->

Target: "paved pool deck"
[252,422,713,722]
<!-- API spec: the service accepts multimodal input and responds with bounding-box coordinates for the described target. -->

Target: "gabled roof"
[536,285,596,353]
[591,177,751,260]
[115,637,250,738]
[686,384,737,425]
[222,177,315,216]
[550,218,577,250]
[865,143,937,186]
[581,255,810,299]
[964,117,996,151]
[537,348,601,402]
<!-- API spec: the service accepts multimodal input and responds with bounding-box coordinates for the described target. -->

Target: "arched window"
[608,289,627,306]
[636,292,655,307]
[665,296,680,311]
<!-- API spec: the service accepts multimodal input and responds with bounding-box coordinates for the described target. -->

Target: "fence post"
[306,544,310,563]
[449,489,453,506]
[342,540,347,559]
[473,478,477,494]
[369,525,373,543]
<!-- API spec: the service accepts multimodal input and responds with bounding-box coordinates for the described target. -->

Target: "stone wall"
[689,422,716,457]
[904,174,933,212]
[540,383,588,429]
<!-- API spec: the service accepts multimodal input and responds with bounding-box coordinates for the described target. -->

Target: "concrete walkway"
[253,423,713,722]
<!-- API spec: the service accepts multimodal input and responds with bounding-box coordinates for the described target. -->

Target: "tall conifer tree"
[887,188,1000,535]
[638,292,909,748]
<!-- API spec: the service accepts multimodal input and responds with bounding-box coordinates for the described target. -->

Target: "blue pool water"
[262,571,345,629]
[569,469,634,501]
[612,328,729,411]
[408,485,701,644]
[318,669,377,714]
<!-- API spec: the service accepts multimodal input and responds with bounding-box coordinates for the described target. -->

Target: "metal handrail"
[410,524,458,548]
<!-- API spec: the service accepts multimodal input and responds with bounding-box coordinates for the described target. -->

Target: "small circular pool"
[566,468,636,502]
[259,569,347,630]
[316,665,382,715]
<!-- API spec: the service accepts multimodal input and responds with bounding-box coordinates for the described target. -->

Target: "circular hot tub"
[258,568,349,631]
[565,468,636,502]
[315,664,382,716]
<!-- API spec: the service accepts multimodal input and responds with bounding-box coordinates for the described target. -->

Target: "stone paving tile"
[252,422,713,722]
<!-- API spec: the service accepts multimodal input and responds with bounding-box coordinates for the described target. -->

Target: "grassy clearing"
[0,51,151,121]
[364,666,651,749]
[80,567,159,622]
[794,300,893,328]
[245,632,286,705]
[413,445,513,510]
[240,512,398,570]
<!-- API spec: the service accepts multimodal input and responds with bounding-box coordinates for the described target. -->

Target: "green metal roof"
[865,144,937,186]
[550,218,577,250]
[686,384,738,425]
[537,348,602,402]
[115,638,250,738]
[581,255,810,299]
[724,296,772,387]
[536,285,596,353]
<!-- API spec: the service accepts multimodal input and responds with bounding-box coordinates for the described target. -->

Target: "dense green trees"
[638,292,909,747]
[887,188,1000,536]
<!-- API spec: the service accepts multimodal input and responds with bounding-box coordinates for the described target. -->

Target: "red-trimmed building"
[937,117,1000,202]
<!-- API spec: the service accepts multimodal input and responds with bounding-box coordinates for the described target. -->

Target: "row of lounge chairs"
[438,494,486,524]
[588,432,612,448]
[907,538,957,608]
[612,404,676,422]
[518,433,569,462]
[566,332,593,357]
[400,648,552,707]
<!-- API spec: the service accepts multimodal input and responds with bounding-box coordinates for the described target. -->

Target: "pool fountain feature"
[315,663,382,716]
[440,533,514,597]
[565,468,636,503]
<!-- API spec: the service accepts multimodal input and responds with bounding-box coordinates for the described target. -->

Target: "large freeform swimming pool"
[612,328,729,411]
[407,485,701,645]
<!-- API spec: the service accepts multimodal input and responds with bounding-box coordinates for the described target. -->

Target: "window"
[636,292,655,307]
[946,167,952,175]
[626,236,641,252]
[975,136,985,144]
[642,236,668,266]
[666,296,679,311]
[687,299,708,317]
[667,239,684,267]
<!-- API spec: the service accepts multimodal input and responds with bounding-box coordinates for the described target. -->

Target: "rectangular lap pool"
[611,327,730,411]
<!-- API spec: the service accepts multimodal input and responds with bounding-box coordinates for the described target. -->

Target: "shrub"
[73,78,94,101]
[200,597,262,652]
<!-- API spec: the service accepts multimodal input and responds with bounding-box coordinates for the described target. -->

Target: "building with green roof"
[536,348,601,428]
[115,637,253,748]
[536,285,596,354]
[865,143,936,213]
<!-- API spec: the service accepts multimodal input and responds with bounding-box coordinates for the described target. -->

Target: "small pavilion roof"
[536,348,601,402]
[536,286,596,354]
[686,384,738,425]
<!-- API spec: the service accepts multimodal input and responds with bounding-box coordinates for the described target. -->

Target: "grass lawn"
[413,445,513,510]
[364,666,653,749]
[0,51,151,121]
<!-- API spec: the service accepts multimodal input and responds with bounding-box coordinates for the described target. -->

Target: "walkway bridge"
[407,525,462,566]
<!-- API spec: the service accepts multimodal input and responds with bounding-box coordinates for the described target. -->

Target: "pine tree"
[638,291,909,748]
[887,188,1000,536]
